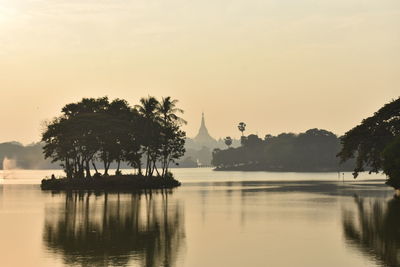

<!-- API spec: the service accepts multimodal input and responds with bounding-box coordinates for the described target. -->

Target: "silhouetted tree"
[212,129,354,172]
[337,97,400,188]
[135,96,161,177]
[383,136,400,189]
[238,122,247,145]
[42,96,186,179]
[238,122,246,136]
[224,137,233,148]
[158,97,187,177]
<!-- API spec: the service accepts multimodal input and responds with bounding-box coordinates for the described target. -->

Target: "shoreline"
[213,167,355,172]
[41,174,181,191]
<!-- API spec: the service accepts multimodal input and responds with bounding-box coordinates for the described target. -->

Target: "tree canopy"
[212,128,354,172]
[383,136,400,188]
[337,97,400,186]
[224,136,233,148]
[42,96,186,179]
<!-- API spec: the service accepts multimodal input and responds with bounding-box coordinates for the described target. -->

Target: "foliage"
[337,97,400,186]
[238,122,246,136]
[212,128,354,172]
[42,96,186,179]
[383,136,400,189]
[224,136,232,148]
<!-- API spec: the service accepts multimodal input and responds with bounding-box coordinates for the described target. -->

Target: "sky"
[0,0,399,144]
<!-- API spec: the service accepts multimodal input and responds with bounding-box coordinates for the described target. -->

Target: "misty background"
[0,0,398,170]
[0,0,399,145]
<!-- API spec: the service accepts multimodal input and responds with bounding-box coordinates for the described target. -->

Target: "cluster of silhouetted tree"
[42,96,186,179]
[212,128,355,172]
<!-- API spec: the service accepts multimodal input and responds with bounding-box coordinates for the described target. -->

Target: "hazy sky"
[0,0,399,144]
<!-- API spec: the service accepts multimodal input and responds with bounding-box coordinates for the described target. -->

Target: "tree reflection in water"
[343,196,400,267]
[43,190,185,267]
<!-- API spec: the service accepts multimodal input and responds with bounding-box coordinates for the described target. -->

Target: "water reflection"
[342,196,400,266]
[43,191,185,267]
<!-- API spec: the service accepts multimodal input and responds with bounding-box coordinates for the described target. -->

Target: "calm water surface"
[0,169,397,267]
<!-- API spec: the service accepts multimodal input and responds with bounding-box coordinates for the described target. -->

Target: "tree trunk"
[73,158,77,177]
[116,160,121,174]
[80,158,85,178]
[65,158,72,179]
[92,161,99,174]
[145,151,150,177]
[137,160,142,175]
[106,161,111,175]
[103,155,108,175]
[149,158,154,177]
[153,161,160,176]
[85,160,91,178]
[161,157,166,177]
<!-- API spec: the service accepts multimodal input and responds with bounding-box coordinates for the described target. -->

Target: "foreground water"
[0,169,397,267]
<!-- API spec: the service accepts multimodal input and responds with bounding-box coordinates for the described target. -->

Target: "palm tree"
[158,97,187,177]
[158,97,187,125]
[224,136,232,148]
[135,96,161,176]
[238,122,246,136]
[135,96,160,120]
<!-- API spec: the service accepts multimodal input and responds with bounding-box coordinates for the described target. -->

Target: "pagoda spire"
[200,112,206,130]
[194,112,216,144]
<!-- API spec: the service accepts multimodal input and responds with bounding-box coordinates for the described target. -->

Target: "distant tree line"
[182,138,240,167]
[42,96,186,179]
[0,142,57,170]
[212,128,355,172]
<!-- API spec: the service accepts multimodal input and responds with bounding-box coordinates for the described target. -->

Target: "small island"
[41,174,181,191]
[41,96,186,191]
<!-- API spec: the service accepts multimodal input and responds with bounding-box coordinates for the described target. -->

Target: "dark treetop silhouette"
[338,97,400,189]
[212,128,355,172]
[223,136,233,148]
[41,96,186,190]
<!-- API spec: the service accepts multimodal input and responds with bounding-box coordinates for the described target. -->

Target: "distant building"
[193,113,217,144]
[182,113,220,166]
[187,113,218,149]
[180,113,239,166]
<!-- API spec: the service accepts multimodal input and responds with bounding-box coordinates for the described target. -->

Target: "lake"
[0,168,397,267]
